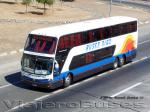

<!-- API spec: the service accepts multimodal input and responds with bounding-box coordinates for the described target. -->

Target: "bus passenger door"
[53,61,61,81]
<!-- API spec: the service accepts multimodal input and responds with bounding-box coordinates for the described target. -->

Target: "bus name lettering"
[86,39,111,52]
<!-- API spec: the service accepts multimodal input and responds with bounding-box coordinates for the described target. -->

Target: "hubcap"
[114,59,118,68]
[120,58,124,65]
[65,75,71,86]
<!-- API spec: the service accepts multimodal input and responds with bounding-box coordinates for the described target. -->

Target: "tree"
[23,0,32,13]
[36,0,54,14]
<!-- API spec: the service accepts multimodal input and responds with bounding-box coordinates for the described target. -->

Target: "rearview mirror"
[54,61,59,75]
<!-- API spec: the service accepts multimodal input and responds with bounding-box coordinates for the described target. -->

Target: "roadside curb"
[0,18,80,25]
[139,20,150,25]
[0,49,23,57]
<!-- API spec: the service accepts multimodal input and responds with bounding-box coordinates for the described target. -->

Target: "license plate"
[32,83,37,87]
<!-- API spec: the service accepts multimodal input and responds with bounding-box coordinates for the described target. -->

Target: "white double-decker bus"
[21,16,138,89]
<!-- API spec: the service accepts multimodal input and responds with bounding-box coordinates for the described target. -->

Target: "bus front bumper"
[21,75,63,89]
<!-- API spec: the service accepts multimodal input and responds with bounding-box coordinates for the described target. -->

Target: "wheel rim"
[65,75,71,87]
[114,59,118,69]
[120,58,124,66]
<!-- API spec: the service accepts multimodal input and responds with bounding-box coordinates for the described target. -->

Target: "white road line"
[138,39,150,45]
[132,56,148,64]
[10,51,17,55]
[0,53,8,57]
[0,84,12,89]
[111,82,142,97]
[19,48,24,52]
[0,81,21,89]
[139,21,143,25]
[35,89,65,101]
[35,94,52,101]
[145,21,150,24]
[0,48,23,57]
[95,2,104,4]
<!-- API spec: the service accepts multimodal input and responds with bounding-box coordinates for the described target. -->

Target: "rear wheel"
[64,74,72,87]
[119,56,126,67]
[112,58,119,69]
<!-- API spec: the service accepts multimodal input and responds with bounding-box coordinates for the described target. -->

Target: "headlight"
[35,70,48,75]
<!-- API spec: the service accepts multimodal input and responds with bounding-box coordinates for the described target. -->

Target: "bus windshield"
[22,54,54,75]
[25,34,57,54]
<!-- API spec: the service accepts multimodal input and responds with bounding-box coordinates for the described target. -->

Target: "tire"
[64,74,72,87]
[112,58,119,69]
[119,56,125,67]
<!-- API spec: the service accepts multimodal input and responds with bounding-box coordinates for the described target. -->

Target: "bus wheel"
[119,56,125,67]
[64,74,72,87]
[112,58,119,69]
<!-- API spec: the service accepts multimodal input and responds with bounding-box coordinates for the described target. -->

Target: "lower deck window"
[69,45,116,70]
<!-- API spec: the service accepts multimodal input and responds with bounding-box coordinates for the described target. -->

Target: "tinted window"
[25,34,57,54]
[69,45,116,70]
[112,25,120,37]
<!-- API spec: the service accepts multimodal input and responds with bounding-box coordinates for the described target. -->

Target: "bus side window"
[93,30,99,41]
[58,37,65,50]
[82,32,88,44]
[70,34,75,48]
[134,21,137,31]
[127,22,132,33]
[99,28,103,40]
[85,53,94,64]
[112,25,120,37]
[104,27,111,39]
[129,21,137,33]
[75,33,81,46]
[69,54,85,69]
[64,36,70,49]
[120,24,124,35]
[122,23,128,34]
[88,31,94,42]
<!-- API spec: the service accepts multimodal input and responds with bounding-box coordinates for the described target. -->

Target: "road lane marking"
[10,51,17,55]
[35,94,53,101]
[0,81,21,89]
[35,89,65,101]
[111,82,142,97]
[95,2,104,4]
[145,21,150,24]
[19,48,24,52]
[0,84,12,89]
[138,39,150,45]
[139,21,143,25]
[0,53,8,57]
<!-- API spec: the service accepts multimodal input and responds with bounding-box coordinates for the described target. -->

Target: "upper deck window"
[25,34,57,54]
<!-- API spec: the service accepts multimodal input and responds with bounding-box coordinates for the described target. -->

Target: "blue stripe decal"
[71,57,114,75]
[22,49,137,84]
[55,49,137,81]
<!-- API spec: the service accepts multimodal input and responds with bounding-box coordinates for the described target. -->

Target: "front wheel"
[64,74,72,87]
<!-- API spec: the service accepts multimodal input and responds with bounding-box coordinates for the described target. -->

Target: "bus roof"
[30,16,137,38]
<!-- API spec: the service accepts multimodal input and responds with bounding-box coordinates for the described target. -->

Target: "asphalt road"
[113,0,150,12]
[0,23,150,112]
